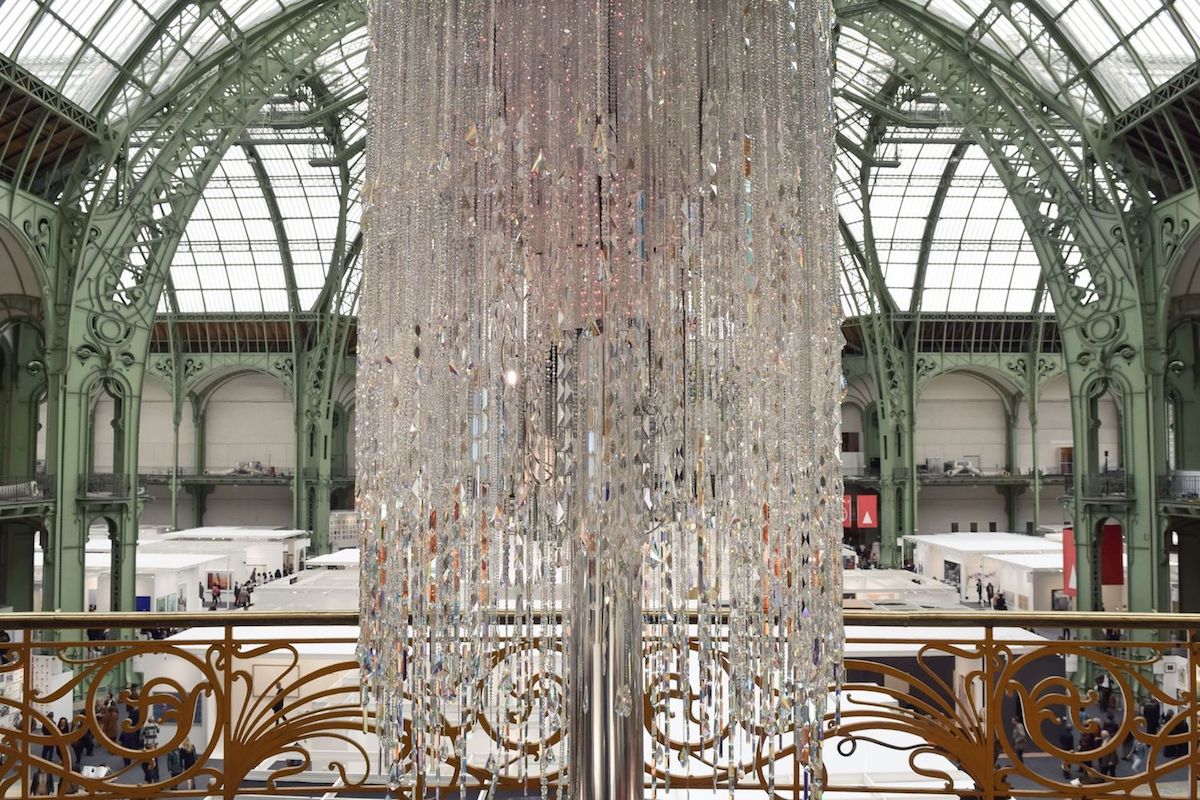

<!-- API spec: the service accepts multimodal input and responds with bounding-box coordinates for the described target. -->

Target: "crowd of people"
[207,566,294,611]
[21,684,202,795]
[994,679,1194,791]
[973,578,1010,610]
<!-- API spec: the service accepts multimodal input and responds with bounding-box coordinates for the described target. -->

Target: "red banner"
[1101,524,1124,585]
[857,494,878,528]
[843,495,852,528]
[1063,527,1076,598]
[1063,524,1124,599]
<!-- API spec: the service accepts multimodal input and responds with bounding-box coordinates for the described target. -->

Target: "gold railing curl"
[0,610,1196,798]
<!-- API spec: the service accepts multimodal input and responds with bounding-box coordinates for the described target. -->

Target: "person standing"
[1011,717,1028,764]
[30,770,54,796]
[1143,696,1161,735]
[1097,672,1112,712]
[985,582,995,607]
[167,744,183,786]
[100,701,119,747]
[976,578,984,605]
[55,717,69,762]
[1058,721,1075,776]
[141,747,161,784]
[179,738,197,789]
[1130,737,1147,773]
[39,713,56,761]
[1098,731,1118,776]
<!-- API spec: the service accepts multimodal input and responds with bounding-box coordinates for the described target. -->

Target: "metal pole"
[569,546,643,800]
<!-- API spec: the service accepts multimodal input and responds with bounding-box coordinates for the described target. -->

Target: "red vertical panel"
[1063,527,1077,598]
[857,494,878,528]
[1101,524,1124,585]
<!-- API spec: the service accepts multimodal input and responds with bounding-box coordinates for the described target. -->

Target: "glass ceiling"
[2,0,1199,317]
[0,0,312,117]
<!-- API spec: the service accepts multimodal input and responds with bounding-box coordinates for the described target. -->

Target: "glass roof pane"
[166,44,365,316]
[1056,1,1121,61]
[909,0,1200,118]
[0,0,306,116]
[1130,11,1196,83]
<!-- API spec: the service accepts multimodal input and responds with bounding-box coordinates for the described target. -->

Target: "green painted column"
[109,370,144,614]
[1004,403,1021,531]
[291,353,307,536]
[1122,372,1169,614]
[191,394,207,527]
[170,393,181,530]
[876,419,902,568]
[1028,385,1041,535]
[899,409,919,548]
[43,367,90,613]
[1067,377,1100,613]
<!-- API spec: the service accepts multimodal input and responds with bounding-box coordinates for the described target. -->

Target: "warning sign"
[843,495,852,528]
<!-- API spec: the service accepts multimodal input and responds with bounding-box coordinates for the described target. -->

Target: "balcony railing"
[1159,472,1200,503]
[0,475,53,503]
[300,459,357,480]
[75,473,131,498]
[0,610,1197,798]
[1065,472,1134,499]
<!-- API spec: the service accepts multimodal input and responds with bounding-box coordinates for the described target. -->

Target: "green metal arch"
[55,0,367,362]
[844,6,1142,339]
[915,365,1023,406]
[0,214,51,304]
[189,366,295,417]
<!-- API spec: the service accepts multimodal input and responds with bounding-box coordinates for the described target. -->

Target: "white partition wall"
[915,373,1009,473]
[204,374,294,473]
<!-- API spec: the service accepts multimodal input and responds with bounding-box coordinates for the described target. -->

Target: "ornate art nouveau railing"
[0,610,1197,799]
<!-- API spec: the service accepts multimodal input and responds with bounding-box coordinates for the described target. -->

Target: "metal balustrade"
[0,610,1197,799]
[1159,473,1200,503]
[1064,473,1134,499]
[0,475,53,503]
[75,474,132,498]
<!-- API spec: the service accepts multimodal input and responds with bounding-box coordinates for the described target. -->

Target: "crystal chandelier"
[358,1,843,797]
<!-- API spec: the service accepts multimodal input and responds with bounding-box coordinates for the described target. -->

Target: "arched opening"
[0,220,46,477]
[134,378,196,527]
[199,372,294,526]
[88,379,132,489]
[1166,317,1200,473]
[914,371,1012,534]
[1171,518,1199,613]
[840,400,865,475]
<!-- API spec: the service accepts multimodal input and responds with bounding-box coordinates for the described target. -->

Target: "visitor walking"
[1130,737,1147,773]
[1011,717,1028,764]
[1058,721,1075,776]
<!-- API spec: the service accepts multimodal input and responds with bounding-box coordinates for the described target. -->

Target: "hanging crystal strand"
[364,0,842,795]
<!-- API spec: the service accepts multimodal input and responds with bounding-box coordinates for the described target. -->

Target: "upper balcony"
[1159,471,1200,516]
[0,610,1195,799]
[1064,472,1135,501]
